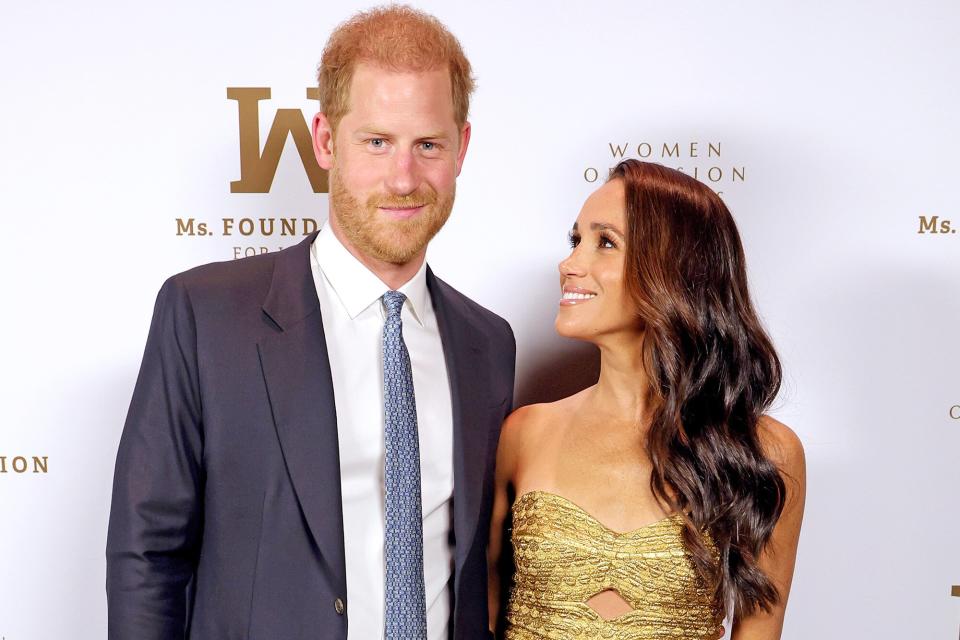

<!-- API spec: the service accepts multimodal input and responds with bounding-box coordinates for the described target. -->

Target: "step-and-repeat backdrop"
[2,1,958,638]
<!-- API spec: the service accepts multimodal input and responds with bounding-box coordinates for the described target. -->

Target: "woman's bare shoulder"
[757,414,806,483]
[497,391,587,474]
[500,402,554,451]
[496,403,545,485]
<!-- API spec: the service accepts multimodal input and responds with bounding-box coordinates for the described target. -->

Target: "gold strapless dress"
[505,491,724,640]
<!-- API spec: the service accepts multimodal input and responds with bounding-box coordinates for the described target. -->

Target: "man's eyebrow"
[353,127,450,140]
[590,222,625,237]
[354,126,391,137]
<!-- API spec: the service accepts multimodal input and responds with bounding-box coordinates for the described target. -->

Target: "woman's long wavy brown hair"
[610,159,786,619]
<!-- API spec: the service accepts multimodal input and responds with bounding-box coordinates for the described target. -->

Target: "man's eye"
[421,141,436,151]
[369,138,385,148]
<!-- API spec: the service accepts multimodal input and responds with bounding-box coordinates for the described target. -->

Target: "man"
[106,6,515,640]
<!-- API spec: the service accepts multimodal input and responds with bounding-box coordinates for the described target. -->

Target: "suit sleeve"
[503,318,517,412]
[106,275,204,640]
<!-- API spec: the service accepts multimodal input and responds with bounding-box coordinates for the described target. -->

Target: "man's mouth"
[378,204,426,219]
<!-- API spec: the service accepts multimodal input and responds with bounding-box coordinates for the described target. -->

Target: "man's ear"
[455,120,471,177]
[312,112,335,170]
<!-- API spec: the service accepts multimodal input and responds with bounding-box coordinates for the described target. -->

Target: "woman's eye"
[568,233,581,248]
[599,234,617,249]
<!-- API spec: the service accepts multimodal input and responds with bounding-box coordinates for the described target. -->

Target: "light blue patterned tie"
[382,290,427,640]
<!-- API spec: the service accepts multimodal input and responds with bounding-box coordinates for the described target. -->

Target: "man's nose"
[384,147,418,195]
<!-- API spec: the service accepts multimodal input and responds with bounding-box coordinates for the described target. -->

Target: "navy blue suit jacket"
[106,231,516,639]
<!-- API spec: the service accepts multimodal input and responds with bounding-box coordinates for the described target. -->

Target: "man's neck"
[327,216,426,291]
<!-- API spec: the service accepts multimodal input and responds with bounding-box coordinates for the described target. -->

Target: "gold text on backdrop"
[221,217,318,236]
[583,141,745,197]
[916,216,955,235]
[228,88,329,194]
[0,456,48,473]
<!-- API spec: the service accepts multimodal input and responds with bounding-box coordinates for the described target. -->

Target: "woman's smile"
[560,286,599,306]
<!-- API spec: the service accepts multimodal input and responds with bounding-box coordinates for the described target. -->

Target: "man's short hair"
[316,5,475,133]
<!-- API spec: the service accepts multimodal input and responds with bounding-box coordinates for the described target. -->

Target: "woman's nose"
[558,250,586,277]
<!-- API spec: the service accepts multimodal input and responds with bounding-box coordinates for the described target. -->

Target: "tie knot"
[382,290,407,318]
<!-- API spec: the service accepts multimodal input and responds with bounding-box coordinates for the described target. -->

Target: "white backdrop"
[1,1,959,638]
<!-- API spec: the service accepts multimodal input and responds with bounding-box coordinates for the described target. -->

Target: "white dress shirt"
[310,223,454,640]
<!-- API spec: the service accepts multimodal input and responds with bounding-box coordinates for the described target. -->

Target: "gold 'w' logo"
[227,87,329,193]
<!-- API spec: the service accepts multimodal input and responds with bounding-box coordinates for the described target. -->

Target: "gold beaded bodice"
[505,491,724,640]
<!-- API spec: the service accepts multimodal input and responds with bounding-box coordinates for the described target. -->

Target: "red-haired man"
[107,6,514,640]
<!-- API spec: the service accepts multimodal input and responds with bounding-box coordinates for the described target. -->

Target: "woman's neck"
[590,331,651,424]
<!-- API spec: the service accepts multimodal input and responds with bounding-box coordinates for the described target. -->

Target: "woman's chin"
[554,316,593,341]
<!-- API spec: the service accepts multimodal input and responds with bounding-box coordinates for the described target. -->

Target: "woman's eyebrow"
[590,222,624,237]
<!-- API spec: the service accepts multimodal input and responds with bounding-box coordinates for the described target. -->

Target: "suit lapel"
[256,231,347,593]
[428,269,490,591]
[254,237,490,606]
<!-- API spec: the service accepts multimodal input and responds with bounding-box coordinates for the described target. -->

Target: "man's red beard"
[329,168,454,265]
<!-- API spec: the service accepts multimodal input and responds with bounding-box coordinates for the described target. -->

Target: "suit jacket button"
[334,597,345,615]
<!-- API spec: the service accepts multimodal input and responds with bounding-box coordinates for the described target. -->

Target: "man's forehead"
[349,62,450,95]
[352,60,448,80]
[344,63,455,118]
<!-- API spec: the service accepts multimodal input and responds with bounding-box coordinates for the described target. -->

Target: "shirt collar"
[312,222,429,326]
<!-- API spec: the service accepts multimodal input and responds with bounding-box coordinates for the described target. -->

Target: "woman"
[488,159,805,640]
